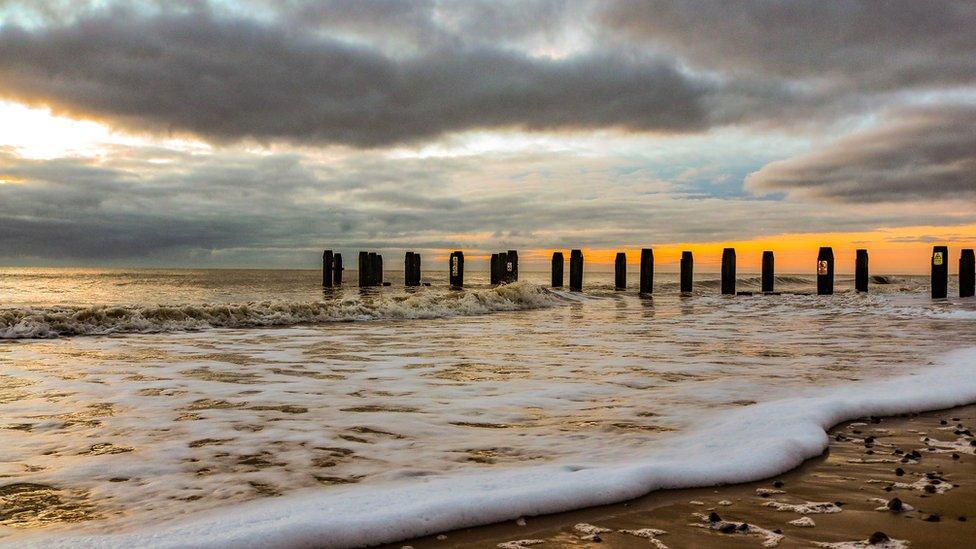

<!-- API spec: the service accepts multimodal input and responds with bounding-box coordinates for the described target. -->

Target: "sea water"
[1,268,974,547]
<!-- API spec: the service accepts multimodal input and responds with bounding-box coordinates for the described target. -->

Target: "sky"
[0,0,974,273]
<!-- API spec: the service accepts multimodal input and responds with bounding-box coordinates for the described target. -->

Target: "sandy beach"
[389,405,976,548]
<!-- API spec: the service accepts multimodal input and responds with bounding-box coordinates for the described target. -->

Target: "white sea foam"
[0,282,557,339]
[15,347,976,549]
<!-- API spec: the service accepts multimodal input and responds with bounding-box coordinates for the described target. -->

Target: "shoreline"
[386,405,976,548]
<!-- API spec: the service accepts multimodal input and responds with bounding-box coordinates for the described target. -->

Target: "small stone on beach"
[868,531,890,544]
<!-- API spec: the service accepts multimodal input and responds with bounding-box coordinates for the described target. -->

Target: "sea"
[1,267,975,547]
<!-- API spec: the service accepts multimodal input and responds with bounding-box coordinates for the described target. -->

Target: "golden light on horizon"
[440,224,976,275]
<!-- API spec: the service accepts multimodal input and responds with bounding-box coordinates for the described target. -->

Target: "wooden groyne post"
[615,252,626,290]
[358,252,369,287]
[404,252,414,286]
[962,249,975,298]
[680,251,693,294]
[322,249,334,287]
[639,248,653,295]
[506,250,519,283]
[449,251,464,289]
[490,253,500,285]
[855,249,869,293]
[404,252,421,286]
[721,248,736,295]
[551,252,564,287]
[333,253,343,285]
[817,247,834,295]
[932,246,948,299]
[761,251,774,294]
[569,249,584,291]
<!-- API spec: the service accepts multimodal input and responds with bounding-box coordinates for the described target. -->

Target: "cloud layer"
[747,106,976,202]
[0,6,710,147]
[3,1,972,147]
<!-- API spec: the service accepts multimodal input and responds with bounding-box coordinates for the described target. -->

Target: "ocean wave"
[0,282,557,339]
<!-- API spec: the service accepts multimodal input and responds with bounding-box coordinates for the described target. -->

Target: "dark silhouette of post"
[855,249,869,293]
[367,252,378,286]
[721,248,736,295]
[817,247,834,295]
[333,253,343,285]
[932,246,948,299]
[497,252,508,284]
[490,253,500,285]
[615,252,626,290]
[569,249,584,291]
[961,249,975,298]
[322,250,334,287]
[450,251,464,289]
[358,252,369,287]
[405,252,418,286]
[761,251,774,294]
[506,250,518,283]
[639,248,654,295]
[680,251,693,294]
[376,254,384,286]
[551,252,564,287]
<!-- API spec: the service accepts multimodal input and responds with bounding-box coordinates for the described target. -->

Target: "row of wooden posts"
[321,246,976,299]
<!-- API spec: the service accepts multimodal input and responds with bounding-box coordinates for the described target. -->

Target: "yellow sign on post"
[934,252,944,266]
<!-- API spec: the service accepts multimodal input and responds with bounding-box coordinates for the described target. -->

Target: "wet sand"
[387,405,976,548]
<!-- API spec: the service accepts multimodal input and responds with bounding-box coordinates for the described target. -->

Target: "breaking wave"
[0,282,558,339]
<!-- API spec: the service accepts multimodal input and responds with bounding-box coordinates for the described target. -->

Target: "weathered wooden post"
[358,251,369,287]
[639,248,653,295]
[551,252,564,287]
[615,252,626,290]
[931,245,948,299]
[506,250,518,283]
[489,253,500,285]
[855,249,869,293]
[721,248,736,295]
[333,253,343,285]
[817,247,834,295]
[497,252,509,284]
[405,252,417,286]
[961,249,975,298]
[680,251,693,294]
[569,249,584,291]
[449,251,464,289]
[322,250,334,287]
[377,254,384,286]
[761,251,774,294]
[366,252,377,286]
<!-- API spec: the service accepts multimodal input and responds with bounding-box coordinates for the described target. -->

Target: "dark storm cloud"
[746,106,976,202]
[0,5,708,147]
[1,1,973,146]
[600,1,976,92]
